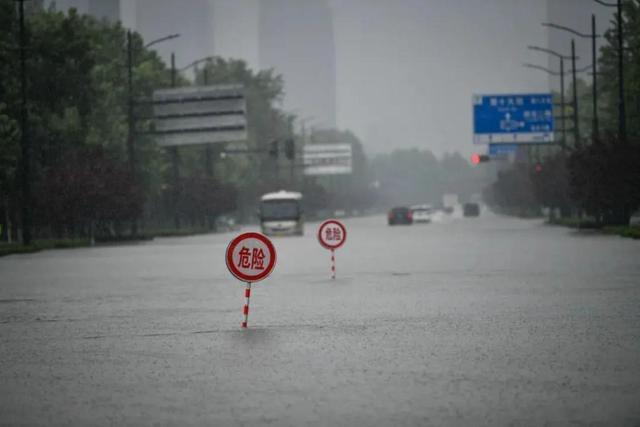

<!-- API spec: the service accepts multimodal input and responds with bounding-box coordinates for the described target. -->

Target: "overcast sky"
[132,0,613,158]
[326,0,611,157]
[328,0,549,157]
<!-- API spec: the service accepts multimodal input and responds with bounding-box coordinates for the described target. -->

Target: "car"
[463,202,480,217]
[388,206,413,225]
[410,204,433,223]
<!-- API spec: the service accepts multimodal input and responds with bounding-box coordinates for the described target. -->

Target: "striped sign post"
[317,219,347,280]
[225,232,276,328]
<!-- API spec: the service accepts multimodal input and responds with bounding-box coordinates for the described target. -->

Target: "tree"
[33,148,142,237]
[568,137,640,225]
[0,3,174,238]
[597,0,640,139]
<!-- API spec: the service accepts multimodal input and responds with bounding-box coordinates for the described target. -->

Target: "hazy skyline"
[46,0,616,158]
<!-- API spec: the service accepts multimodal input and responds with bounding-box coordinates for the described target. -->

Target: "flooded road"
[1,213,639,425]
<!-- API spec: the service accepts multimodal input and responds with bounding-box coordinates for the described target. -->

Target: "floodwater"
[1,213,639,425]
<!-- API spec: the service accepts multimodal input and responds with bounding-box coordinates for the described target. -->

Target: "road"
[1,213,639,426]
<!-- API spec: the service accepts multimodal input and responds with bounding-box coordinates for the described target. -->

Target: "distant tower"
[259,0,336,128]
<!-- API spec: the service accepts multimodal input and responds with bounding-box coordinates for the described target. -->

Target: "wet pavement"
[1,213,639,425]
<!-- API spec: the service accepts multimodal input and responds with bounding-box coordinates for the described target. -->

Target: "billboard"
[303,144,352,175]
[473,93,554,144]
[152,84,247,147]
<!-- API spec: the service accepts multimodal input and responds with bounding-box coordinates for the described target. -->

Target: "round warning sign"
[226,232,277,283]
[317,219,347,250]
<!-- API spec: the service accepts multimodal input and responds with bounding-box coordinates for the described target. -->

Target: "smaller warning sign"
[318,219,347,250]
[226,232,276,283]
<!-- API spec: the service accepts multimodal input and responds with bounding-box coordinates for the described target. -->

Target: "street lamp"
[144,33,180,49]
[543,17,601,142]
[174,55,218,177]
[15,0,31,245]
[126,31,180,234]
[528,44,581,146]
[594,0,626,142]
[178,56,215,74]
[127,32,181,174]
[523,62,592,149]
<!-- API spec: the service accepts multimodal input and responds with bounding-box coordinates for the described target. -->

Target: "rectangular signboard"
[473,93,554,144]
[303,144,352,175]
[488,143,518,156]
[152,84,247,147]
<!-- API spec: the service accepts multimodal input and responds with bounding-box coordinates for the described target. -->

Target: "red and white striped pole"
[241,282,252,328]
[331,249,335,280]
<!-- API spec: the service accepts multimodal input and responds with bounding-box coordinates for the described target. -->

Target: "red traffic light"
[534,163,543,173]
[471,153,490,165]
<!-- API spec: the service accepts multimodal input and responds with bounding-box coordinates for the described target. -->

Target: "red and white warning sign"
[225,232,276,328]
[317,219,347,279]
[226,232,276,283]
[318,219,347,250]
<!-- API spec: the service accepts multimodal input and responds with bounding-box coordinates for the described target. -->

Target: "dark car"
[388,207,413,225]
[463,202,480,217]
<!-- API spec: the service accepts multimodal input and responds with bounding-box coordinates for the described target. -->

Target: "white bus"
[258,190,304,236]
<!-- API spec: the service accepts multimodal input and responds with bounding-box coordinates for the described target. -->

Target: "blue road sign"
[473,94,554,144]
[488,143,518,156]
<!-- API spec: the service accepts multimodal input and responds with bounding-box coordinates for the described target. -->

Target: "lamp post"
[127,32,180,174]
[523,62,593,150]
[15,0,31,245]
[543,17,601,142]
[126,32,180,234]
[177,56,216,178]
[168,55,217,229]
[594,0,625,142]
[528,45,580,147]
[524,61,567,149]
[571,39,580,145]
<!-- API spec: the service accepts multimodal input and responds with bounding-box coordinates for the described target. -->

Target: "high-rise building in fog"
[212,0,260,70]
[47,0,215,74]
[44,0,337,127]
[258,0,336,129]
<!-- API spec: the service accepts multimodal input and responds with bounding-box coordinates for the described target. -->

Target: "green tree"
[597,0,640,139]
[0,2,174,238]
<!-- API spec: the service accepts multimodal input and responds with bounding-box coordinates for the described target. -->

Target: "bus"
[258,191,304,236]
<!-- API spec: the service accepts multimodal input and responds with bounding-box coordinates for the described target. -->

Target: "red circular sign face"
[317,219,347,250]
[226,232,277,283]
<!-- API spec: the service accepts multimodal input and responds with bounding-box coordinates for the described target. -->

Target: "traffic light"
[284,138,295,160]
[268,140,279,158]
[534,163,543,173]
[471,153,490,165]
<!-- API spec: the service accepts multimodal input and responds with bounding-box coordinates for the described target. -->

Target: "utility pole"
[571,39,580,146]
[17,0,32,245]
[560,58,567,149]
[127,31,135,175]
[170,52,180,229]
[616,0,626,142]
[542,19,601,143]
[591,14,599,142]
[203,64,213,177]
[126,31,139,236]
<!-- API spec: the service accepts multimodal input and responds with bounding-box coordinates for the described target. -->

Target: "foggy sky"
[48,0,616,159]
[212,0,612,158]
[330,0,550,157]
